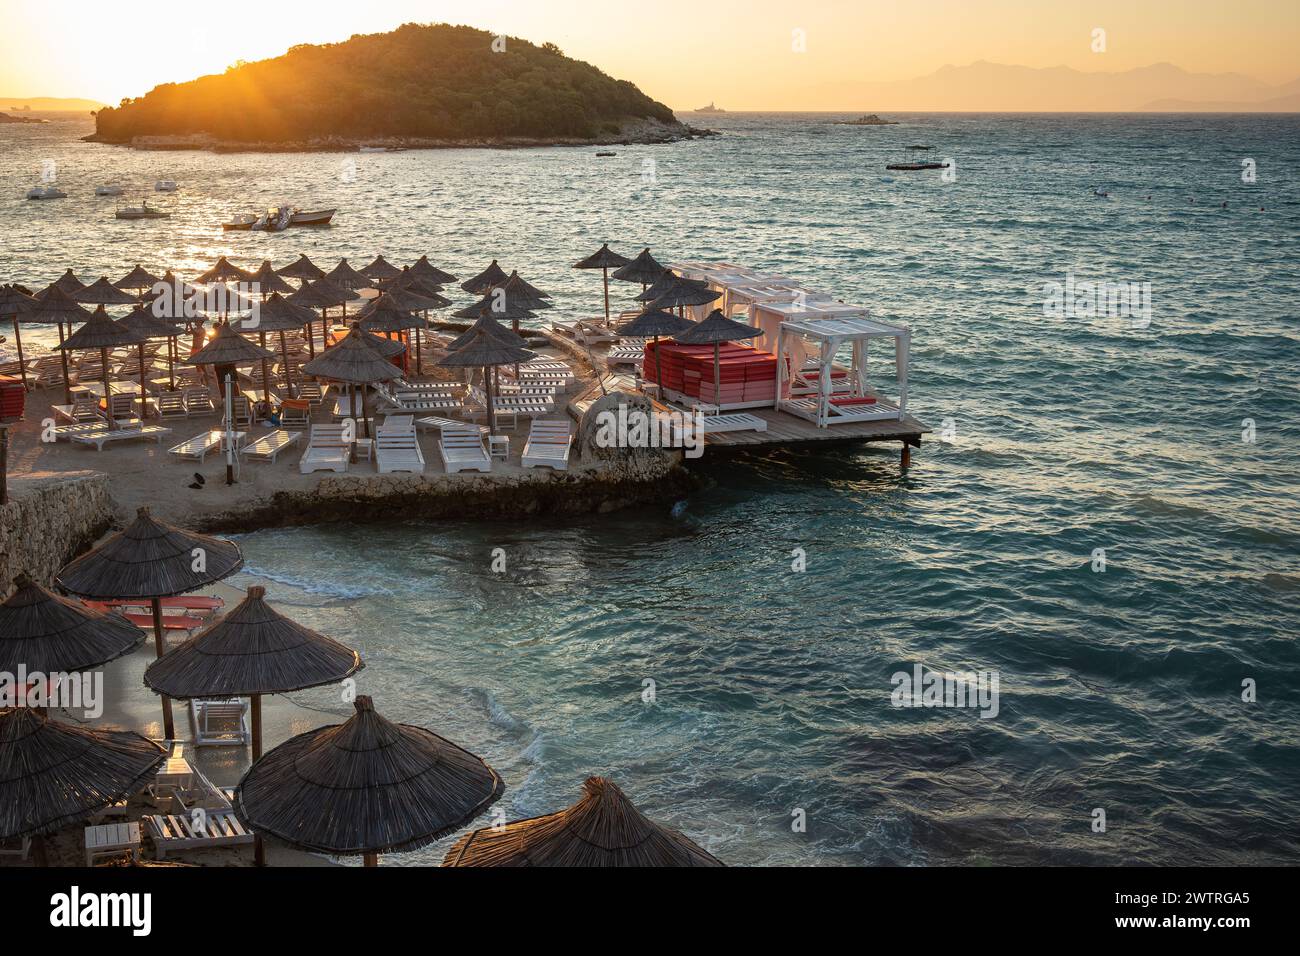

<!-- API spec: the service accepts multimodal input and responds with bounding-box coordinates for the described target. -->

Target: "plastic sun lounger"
[439,428,492,474]
[146,811,254,859]
[103,596,224,613]
[415,416,488,435]
[299,424,350,474]
[168,430,224,462]
[83,601,205,631]
[521,420,573,470]
[157,391,189,419]
[190,698,250,747]
[375,427,425,474]
[698,413,769,434]
[241,429,302,463]
[70,424,172,451]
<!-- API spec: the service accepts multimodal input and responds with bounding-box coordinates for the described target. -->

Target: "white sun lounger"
[439,428,492,474]
[157,390,189,419]
[146,811,254,859]
[415,416,488,435]
[241,429,302,463]
[190,698,250,747]
[299,423,351,474]
[699,413,769,434]
[521,419,573,470]
[168,430,224,462]
[71,424,172,451]
[375,422,425,474]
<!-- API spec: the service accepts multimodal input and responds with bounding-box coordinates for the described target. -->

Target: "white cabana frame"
[765,303,910,427]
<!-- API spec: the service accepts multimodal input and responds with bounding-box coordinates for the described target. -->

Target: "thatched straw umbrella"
[0,707,165,863]
[56,507,244,741]
[58,305,142,426]
[671,308,763,409]
[144,585,362,761]
[635,273,720,316]
[409,255,457,285]
[49,268,87,295]
[73,276,139,310]
[0,285,37,387]
[0,573,143,678]
[255,293,319,396]
[115,264,162,296]
[194,256,252,285]
[611,247,665,291]
[235,695,503,867]
[323,260,372,316]
[301,324,402,445]
[460,259,508,295]
[248,260,295,297]
[288,277,351,358]
[443,776,723,867]
[185,319,276,398]
[380,269,452,374]
[198,282,257,320]
[438,326,534,435]
[359,255,403,283]
[446,314,527,351]
[30,285,92,404]
[117,305,180,397]
[619,307,694,401]
[276,254,326,284]
[574,242,630,325]
[357,295,423,367]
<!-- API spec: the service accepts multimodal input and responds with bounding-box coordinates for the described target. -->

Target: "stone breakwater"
[0,472,114,598]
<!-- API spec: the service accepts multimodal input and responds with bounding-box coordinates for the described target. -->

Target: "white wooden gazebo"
[762,302,910,426]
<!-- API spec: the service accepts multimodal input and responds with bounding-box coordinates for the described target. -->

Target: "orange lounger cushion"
[829,396,878,406]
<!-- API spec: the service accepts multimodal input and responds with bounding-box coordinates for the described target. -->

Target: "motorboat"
[222,206,336,230]
[96,185,124,196]
[26,185,67,199]
[116,199,171,220]
[155,180,178,192]
[290,208,336,226]
[222,213,257,231]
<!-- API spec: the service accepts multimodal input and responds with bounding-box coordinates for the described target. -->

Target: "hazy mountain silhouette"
[808,61,1300,111]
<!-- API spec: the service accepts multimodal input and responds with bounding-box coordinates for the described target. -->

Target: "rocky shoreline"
[83,116,719,153]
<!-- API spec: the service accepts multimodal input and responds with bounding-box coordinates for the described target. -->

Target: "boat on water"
[155,180,178,192]
[26,185,67,199]
[222,206,337,231]
[885,145,949,171]
[834,114,899,126]
[695,101,725,113]
[95,184,124,196]
[115,199,171,220]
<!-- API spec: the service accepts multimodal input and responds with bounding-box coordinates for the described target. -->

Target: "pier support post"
[0,424,8,506]
[901,442,912,469]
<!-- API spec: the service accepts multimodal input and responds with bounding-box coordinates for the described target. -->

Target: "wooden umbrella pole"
[251,693,262,761]
[654,334,665,401]
[101,347,114,427]
[167,336,176,390]
[259,331,270,401]
[57,322,71,405]
[714,342,721,408]
[279,331,294,397]
[361,384,370,439]
[485,364,497,435]
[602,268,611,325]
[363,852,379,867]
[349,384,359,463]
[415,327,423,376]
[151,597,175,740]
[12,318,26,387]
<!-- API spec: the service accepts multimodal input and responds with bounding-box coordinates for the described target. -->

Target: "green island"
[85,23,713,151]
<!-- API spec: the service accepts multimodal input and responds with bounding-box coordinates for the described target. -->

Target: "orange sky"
[1,0,1297,109]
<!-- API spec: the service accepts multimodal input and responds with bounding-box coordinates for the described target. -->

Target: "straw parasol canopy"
[255,292,320,395]
[0,573,143,676]
[194,256,252,285]
[362,329,407,358]
[635,274,721,311]
[360,285,444,315]
[73,276,139,308]
[443,776,724,867]
[611,248,665,287]
[184,319,275,367]
[249,260,295,297]
[324,258,373,293]
[288,276,350,310]
[574,242,631,325]
[115,264,163,294]
[452,293,535,322]
[234,695,503,864]
[439,327,534,435]
[0,707,165,843]
[410,255,457,284]
[28,285,93,403]
[446,314,527,351]
[378,268,450,375]
[117,305,181,395]
[491,269,550,301]
[58,305,142,426]
[357,296,422,333]
[672,308,763,409]
[276,254,326,283]
[144,585,362,761]
[619,307,694,401]
[359,255,403,282]
[49,269,87,294]
[56,507,243,740]
[302,325,402,384]
[460,259,508,295]
[0,285,38,387]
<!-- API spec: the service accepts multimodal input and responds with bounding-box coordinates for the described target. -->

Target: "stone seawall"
[0,472,114,598]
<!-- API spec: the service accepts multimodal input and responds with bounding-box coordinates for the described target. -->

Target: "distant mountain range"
[0,96,106,112]
[806,62,1300,112]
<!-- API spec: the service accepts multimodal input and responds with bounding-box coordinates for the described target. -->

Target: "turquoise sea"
[3,111,1298,865]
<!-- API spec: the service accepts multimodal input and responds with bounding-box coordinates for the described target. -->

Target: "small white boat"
[222,213,257,231]
[116,199,171,220]
[155,180,178,192]
[96,185,124,196]
[222,206,337,230]
[290,208,335,226]
[27,185,67,200]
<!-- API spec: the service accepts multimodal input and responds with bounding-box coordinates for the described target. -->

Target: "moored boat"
[155,180,178,191]
[95,184,124,196]
[885,145,949,171]
[26,185,67,199]
[115,198,171,220]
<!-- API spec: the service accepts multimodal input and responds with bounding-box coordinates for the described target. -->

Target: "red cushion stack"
[643,342,777,406]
